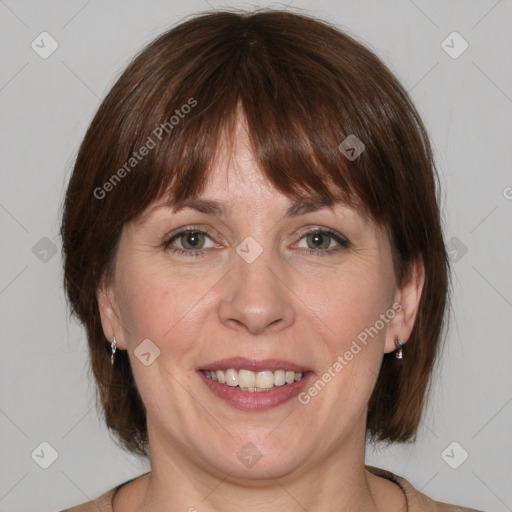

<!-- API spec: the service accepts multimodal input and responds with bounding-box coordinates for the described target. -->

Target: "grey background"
[0,0,511,511]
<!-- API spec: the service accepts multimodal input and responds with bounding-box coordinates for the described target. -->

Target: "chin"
[191,430,312,482]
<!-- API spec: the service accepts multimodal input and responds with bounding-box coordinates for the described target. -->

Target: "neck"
[134,423,386,512]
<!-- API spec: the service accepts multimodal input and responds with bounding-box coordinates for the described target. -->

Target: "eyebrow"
[168,196,346,217]
[138,194,350,226]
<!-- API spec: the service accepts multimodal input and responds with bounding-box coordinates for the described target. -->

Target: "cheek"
[114,258,218,356]
[116,277,169,342]
[113,254,177,343]
[300,263,393,404]
[113,266,202,412]
[314,265,393,345]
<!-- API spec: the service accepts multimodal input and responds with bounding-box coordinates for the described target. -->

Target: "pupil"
[309,232,328,249]
[185,232,202,248]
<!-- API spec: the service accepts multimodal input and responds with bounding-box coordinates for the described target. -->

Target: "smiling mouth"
[202,368,305,392]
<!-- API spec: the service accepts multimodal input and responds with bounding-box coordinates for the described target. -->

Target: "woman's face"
[98,116,423,481]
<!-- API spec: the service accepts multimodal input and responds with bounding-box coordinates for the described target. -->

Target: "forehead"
[144,135,350,219]
[139,194,355,225]
[134,108,378,232]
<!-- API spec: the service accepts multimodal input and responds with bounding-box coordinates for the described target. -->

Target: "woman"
[59,9,481,512]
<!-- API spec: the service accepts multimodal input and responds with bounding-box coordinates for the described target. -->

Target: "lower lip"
[198,371,314,411]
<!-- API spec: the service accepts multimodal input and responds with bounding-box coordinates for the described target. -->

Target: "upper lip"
[199,357,312,373]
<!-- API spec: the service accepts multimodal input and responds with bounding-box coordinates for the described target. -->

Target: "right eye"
[163,228,217,257]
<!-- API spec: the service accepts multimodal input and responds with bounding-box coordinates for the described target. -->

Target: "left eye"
[294,229,350,255]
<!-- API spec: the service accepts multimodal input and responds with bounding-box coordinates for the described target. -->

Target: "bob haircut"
[60,9,450,458]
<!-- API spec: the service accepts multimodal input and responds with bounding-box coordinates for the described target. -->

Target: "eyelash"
[163,226,350,258]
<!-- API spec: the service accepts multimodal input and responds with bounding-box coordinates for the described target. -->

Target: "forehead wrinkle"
[137,192,355,225]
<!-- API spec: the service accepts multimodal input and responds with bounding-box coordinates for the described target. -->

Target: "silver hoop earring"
[394,336,403,360]
[111,336,117,366]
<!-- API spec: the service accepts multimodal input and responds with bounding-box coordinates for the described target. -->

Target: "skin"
[98,112,424,512]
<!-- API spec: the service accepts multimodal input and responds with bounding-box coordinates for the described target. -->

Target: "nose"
[217,248,296,335]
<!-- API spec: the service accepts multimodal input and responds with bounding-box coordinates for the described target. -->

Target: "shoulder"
[59,487,115,512]
[365,465,485,512]
[59,471,150,512]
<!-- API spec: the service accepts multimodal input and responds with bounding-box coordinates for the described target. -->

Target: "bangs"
[111,11,403,227]
[150,100,364,217]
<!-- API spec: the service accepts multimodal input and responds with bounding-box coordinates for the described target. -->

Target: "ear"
[384,258,425,354]
[96,274,127,350]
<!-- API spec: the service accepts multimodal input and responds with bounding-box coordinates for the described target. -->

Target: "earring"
[394,336,403,359]
[110,336,117,366]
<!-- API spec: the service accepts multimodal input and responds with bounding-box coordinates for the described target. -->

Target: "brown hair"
[60,9,450,458]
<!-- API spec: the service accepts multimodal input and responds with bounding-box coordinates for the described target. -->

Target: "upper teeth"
[203,369,304,390]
